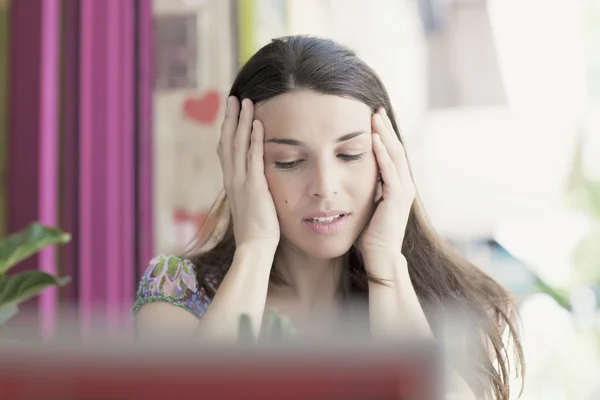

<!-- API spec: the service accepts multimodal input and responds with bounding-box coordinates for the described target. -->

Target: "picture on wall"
[154,14,198,91]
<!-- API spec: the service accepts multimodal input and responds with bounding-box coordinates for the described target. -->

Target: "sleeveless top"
[132,254,218,319]
[132,255,370,337]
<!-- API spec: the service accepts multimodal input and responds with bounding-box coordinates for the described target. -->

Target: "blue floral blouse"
[132,254,216,319]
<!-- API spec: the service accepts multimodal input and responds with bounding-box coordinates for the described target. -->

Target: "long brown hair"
[185,35,524,399]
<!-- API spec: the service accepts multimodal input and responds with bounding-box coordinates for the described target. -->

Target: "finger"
[393,139,415,194]
[373,112,403,169]
[248,120,265,177]
[380,107,396,138]
[373,111,413,191]
[233,99,254,182]
[372,112,400,159]
[372,133,399,198]
[218,96,240,183]
[387,132,414,192]
[374,108,398,148]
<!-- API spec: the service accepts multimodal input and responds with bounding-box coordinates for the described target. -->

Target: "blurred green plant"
[238,310,298,342]
[566,129,600,300]
[0,223,71,327]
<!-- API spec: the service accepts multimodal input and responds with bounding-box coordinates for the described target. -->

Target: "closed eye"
[338,153,365,162]
[275,160,304,170]
[275,153,365,170]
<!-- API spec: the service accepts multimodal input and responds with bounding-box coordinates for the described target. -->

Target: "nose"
[307,159,339,199]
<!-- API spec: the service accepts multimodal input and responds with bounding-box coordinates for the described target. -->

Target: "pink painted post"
[120,0,135,308]
[137,0,155,275]
[37,0,61,339]
[106,0,122,330]
[8,0,154,338]
[78,0,99,333]
[60,0,81,306]
[8,0,61,336]
[8,2,44,305]
[78,0,148,332]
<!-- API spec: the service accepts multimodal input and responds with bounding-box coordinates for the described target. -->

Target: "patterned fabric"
[132,255,212,319]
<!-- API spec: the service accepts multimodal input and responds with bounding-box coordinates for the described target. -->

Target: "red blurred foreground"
[0,342,441,399]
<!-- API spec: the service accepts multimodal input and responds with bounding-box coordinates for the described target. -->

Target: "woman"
[133,35,524,399]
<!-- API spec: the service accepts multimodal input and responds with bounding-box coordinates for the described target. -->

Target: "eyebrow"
[264,130,367,146]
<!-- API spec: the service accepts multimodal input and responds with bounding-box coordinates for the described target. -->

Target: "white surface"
[412,106,579,240]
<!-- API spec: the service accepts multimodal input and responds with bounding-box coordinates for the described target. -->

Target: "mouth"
[301,212,350,235]
[304,214,346,223]
[302,210,349,222]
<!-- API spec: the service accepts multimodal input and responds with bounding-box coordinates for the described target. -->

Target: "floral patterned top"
[132,254,217,319]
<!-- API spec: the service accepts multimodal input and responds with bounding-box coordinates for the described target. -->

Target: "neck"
[269,242,348,308]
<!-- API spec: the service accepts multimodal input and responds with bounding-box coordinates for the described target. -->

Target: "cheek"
[264,172,299,214]
[347,159,379,202]
[357,157,378,185]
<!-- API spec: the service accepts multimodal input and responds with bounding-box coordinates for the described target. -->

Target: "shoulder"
[132,254,218,320]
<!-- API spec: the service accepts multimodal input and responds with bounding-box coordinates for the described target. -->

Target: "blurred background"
[1,0,600,398]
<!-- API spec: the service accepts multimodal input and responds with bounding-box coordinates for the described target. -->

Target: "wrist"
[235,241,278,266]
[361,246,404,260]
[237,239,278,253]
[363,249,406,272]
[363,250,408,281]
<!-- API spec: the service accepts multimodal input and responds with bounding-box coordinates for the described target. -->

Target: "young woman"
[133,35,524,399]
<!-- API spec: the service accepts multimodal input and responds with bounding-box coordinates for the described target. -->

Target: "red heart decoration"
[173,209,208,228]
[183,90,221,125]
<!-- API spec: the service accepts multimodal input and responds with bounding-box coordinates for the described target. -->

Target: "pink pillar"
[60,0,81,307]
[9,0,154,338]
[37,0,61,338]
[8,0,61,337]
[137,0,155,277]
[79,0,153,333]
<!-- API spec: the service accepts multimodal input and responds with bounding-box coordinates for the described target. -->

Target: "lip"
[302,210,349,220]
[301,211,350,235]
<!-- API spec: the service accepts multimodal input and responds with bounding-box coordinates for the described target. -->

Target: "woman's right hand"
[217,96,280,249]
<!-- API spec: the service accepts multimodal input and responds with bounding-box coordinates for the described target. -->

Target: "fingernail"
[381,107,387,116]
[227,96,234,107]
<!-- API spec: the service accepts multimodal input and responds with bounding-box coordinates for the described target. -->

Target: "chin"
[296,237,355,260]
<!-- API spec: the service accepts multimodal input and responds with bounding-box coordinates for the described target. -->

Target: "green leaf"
[261,310,297,341]
[262,309,278,336]
[0,305,18,325]
[268,315,283,341]
[238,314,255,343]
[534,277,572,311]
[0,222,71,275]
[279,315,296,338]
[0,271,70,308]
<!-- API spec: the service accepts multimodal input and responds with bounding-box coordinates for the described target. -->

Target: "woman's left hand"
[357,108,416,263]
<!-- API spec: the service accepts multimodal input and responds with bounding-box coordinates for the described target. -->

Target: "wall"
[280,0,587,243]
[416,0,588,240]
[152,0,237,253]
[284,0,428,140]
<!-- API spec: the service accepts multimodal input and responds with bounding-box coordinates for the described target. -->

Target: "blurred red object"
[183,90,221,125]
[0,342,441,399]
[173,208,208,247]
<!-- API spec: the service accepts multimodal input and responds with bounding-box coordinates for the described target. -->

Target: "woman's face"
[255,91,379,259]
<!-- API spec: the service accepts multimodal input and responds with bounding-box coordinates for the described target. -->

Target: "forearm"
[365,252,432,339]
[365,252,476,399]
[196,242,276,341]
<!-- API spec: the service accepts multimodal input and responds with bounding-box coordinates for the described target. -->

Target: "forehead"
[254,91,372,141]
